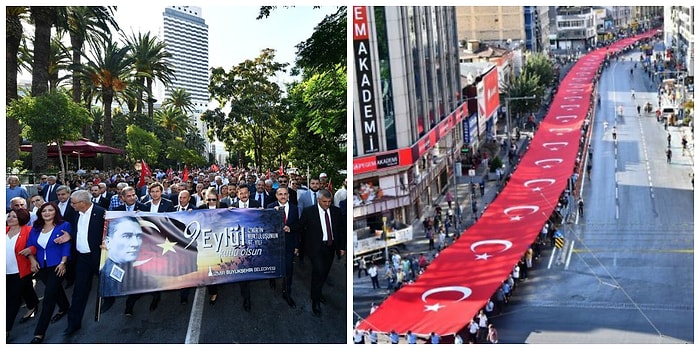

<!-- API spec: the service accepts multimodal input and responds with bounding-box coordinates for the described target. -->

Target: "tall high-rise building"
[161,6,212,155]
[353,6,463,233]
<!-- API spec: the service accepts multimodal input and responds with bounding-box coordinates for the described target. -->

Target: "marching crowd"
[6,167,348,343]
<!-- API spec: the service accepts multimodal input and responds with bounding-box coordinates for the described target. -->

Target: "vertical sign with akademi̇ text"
[353,6,379,154]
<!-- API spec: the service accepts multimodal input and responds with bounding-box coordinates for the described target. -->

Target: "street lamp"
[504,95,538,139]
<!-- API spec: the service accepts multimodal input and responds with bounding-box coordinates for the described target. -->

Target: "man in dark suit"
[209,184,259,311]
[89,184,110,209]
[112,186,148,212]
[38,175,60,203]
[54,185,77,223]
[143,182,175,213]
[63,190,106,336]
[266,187,300,308]
[175,190,197,212]
[277,174,298,206]
[298,189,345,316]
[253,179,271,209]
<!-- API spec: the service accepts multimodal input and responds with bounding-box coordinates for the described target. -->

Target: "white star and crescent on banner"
[534,158,563,169]
[421,286,473,312]
[548,128,574,136]
[542,142,568,151]
[503,205,540,221]
[523,178,556,192]
[471,239,513,260]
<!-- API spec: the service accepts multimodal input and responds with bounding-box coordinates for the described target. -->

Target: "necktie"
[46,184,53,202]
[283,205,287,224]
[243,202,247,208]
[324,209,333,246]
[312,192,316,205]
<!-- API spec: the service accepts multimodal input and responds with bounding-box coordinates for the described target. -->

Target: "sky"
[112,4,337,87]
[15,4,339,89]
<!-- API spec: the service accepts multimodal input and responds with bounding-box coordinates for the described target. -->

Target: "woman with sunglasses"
[18,202,72,343]
[6,208,40,341]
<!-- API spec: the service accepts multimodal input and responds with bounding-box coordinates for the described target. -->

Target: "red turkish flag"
[182,165,189,182]
[279,161,284,175]
[357,34,657,336]
[210,164,220,172]
[138,160,151,188]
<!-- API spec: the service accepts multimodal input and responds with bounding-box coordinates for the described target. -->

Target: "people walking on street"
[368,263,379,289]
[357,258,367,278]
[487,324,499,344]
[668,132,672,147]
[445,190,453,209]
[637,104,641,116]
[666,148,672,163]
[586,162,592,180]
[578,197,584,217]
[681,135,688,155]
[612,126,617,140]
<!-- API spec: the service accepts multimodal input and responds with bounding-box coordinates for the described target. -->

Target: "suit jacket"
[267,201,301,250]
[70,204,107,269]
[174,202,197,212]
[144,198,175,212]
[26,221,73,268]
[298,189,319,210]
[54,200,78,225]
[252,191,272,208]
[39,183,59,202]
[299,204,345,255]
[7,225,34,278]
[112,202,149,212]
[91,196,111,210]
[286,187,298,207]
[231,198,260,209]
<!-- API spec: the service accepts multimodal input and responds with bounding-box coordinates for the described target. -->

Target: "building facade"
[161,6,212,156]
[353,6,463,234]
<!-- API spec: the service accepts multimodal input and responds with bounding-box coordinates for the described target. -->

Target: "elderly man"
[6,175,29,211]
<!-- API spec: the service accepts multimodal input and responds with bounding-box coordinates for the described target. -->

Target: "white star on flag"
[475,253,491,260]
[424,303,445,312]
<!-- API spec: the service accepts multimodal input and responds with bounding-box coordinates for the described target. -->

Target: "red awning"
[20,138,124,155]
[357,31,657,337]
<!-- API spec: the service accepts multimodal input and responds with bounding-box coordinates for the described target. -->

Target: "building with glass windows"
[353,6,466,239]
[160,6,212,156]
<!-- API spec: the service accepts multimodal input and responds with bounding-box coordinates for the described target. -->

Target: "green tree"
[6,6,29,163]
[155,106,189,137]
[59,6,119,137]
[7,90,92,183]
[184,127,207,156]
[522,52,555,87]
[287,63,347,182]
[78,36,135,169]
[125,31,175,122]
[501,70,543,123]
[162,87,195,115]
[204,48,288,168]
[29,6,57,173]
[48,33,72,91]
[125,124,161,164]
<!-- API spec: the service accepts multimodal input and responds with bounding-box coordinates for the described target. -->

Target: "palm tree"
[155,106,190,137]
[125,31,175,121]
[163,87,195,115]
[48,33,72,92]
[185,127,207,155]
[29,6,57,173]
[6,6,29,163]
[58,6,119,137]
[79,36,134,169]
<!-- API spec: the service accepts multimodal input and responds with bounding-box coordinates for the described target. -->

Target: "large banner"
[357,31,657,336]
[99,209,285,297]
